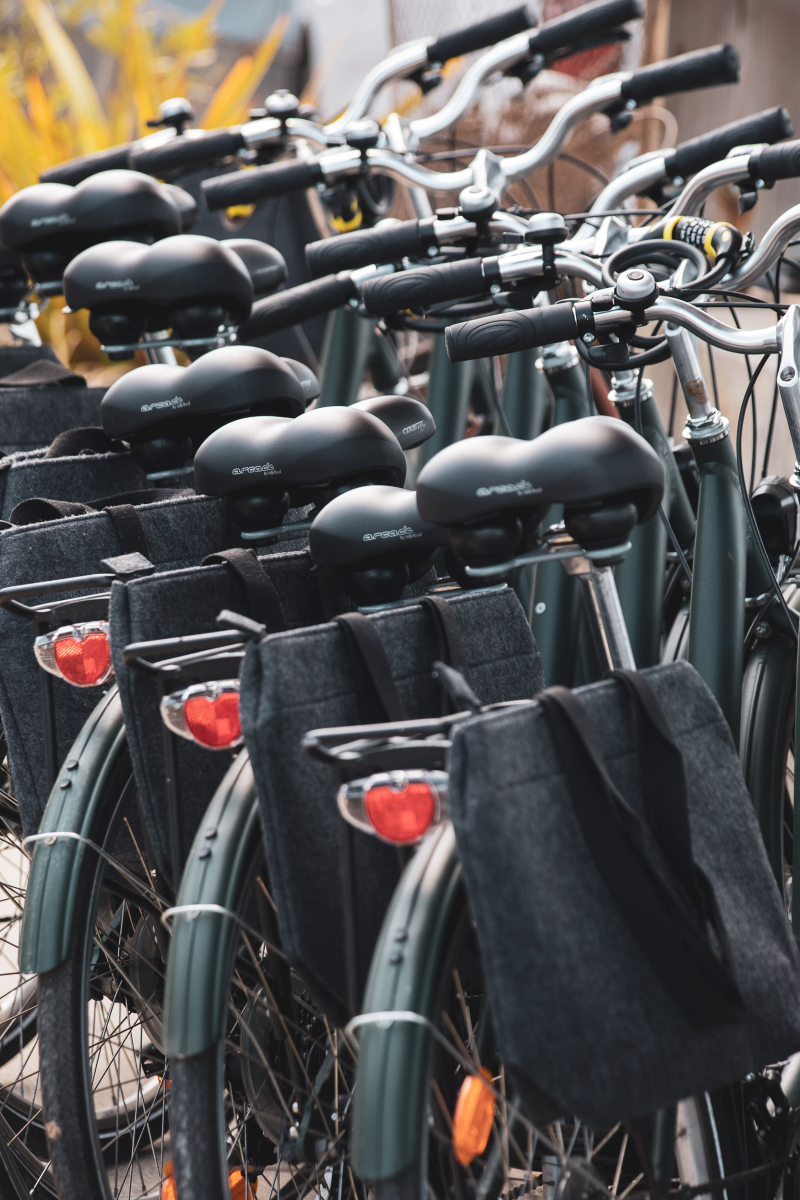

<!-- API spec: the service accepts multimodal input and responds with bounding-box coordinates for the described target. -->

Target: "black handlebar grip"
[529,0,642,58]
[40,143,132,185]
[362,258,488,316]
[446,305,579,362]
[202,158,323,211]
[306,221,430,276]
[663,107,794,182]
[238,273,358,340]
[426,6,533,64]
[621,44,739,105]
[750,139,800,184]
[128,129,246,177]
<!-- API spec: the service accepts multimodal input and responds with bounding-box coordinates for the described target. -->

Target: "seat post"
[563,555,636,674]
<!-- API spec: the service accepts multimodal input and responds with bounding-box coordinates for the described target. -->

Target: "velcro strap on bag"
[419,595,471,711]
[45,427,119,457]
[539,672,745,1031]
[104,504,149,557]
[335,613,405,723]
[203,548,288,633]
[10,497,94,523]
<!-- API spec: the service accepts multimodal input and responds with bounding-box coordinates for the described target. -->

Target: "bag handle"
[539,675,745,1030]
[203,548,287,633]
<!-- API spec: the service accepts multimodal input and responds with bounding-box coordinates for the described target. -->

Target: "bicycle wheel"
[169,825,359,1200]
[372,886,748,1200]
[35,743,174,1200]
[0,730,59,1198]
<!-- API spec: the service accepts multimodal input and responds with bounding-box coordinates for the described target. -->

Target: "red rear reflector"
[160,680,243,750]
[184,691,242,748]
[53,630,111,686]
[364,781,436,844]
[34,622,114,688]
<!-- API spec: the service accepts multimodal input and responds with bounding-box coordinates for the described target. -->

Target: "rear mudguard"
[350,822,463,1183]
[163,749,260,1059]
[19,687,126,976]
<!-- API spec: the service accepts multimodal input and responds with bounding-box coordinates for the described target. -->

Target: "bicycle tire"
[36,744,172,1200]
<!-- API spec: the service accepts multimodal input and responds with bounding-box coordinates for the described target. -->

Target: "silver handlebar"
[406,31,534,144]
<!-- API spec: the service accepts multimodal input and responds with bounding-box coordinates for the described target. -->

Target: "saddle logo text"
[95,278,139,291]
[363,525,422,542]
[402,419,425,435]
[140,395,190,414]
[232,463,281,476]
[476,479,541,498]
[30,213,75,228]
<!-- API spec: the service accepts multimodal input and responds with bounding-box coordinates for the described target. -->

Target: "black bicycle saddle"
[417,416,664,566]
[194,406,407,532]
[0,171,183,295]
[163,183,199,231]
[101,346,312,475]
[222,239,287,297]
[63,235,254,351]
[0,248,30,315]
[309,484,448,604]
[352,394,435,450]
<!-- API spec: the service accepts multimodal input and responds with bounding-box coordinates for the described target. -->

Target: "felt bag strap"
[539,673,745,1030]
[204,548,288,633]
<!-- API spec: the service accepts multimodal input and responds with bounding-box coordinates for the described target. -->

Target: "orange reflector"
[160,1161,176,1200]
[452,1067,495,1166]
[184,690,242,748]
[364,780,436,843]
[53,630,111,686]
[229,1167,258,1200]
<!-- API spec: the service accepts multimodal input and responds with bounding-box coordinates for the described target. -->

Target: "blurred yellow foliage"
[0,0,289,371]
[0,0,290,198]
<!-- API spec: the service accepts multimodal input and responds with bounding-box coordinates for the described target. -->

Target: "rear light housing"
[160,680,243,749]
[34,621,114,687]
[337,770,448,845]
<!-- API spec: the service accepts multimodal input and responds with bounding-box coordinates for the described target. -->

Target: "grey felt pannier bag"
[240,586,544,1025]
[447,661,800,1129]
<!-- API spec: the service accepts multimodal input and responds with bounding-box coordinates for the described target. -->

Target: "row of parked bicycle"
[2,2,800,1198]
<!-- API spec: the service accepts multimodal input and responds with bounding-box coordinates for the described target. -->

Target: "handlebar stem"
[383,112,434,218]
[665,323,719,431]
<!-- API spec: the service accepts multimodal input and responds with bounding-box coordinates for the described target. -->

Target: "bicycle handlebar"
[750,139,800,184]
[445,293,780,363]
[203,158,323,210]
[238,272,359,340]
[362,258,490,314]
[306,220,434,276]
[128,128,247,176]
[663,106,793,183]
[40,143,136,185]
[528,0,641,56]
[426,5,532,63]
[621,44,739,105]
